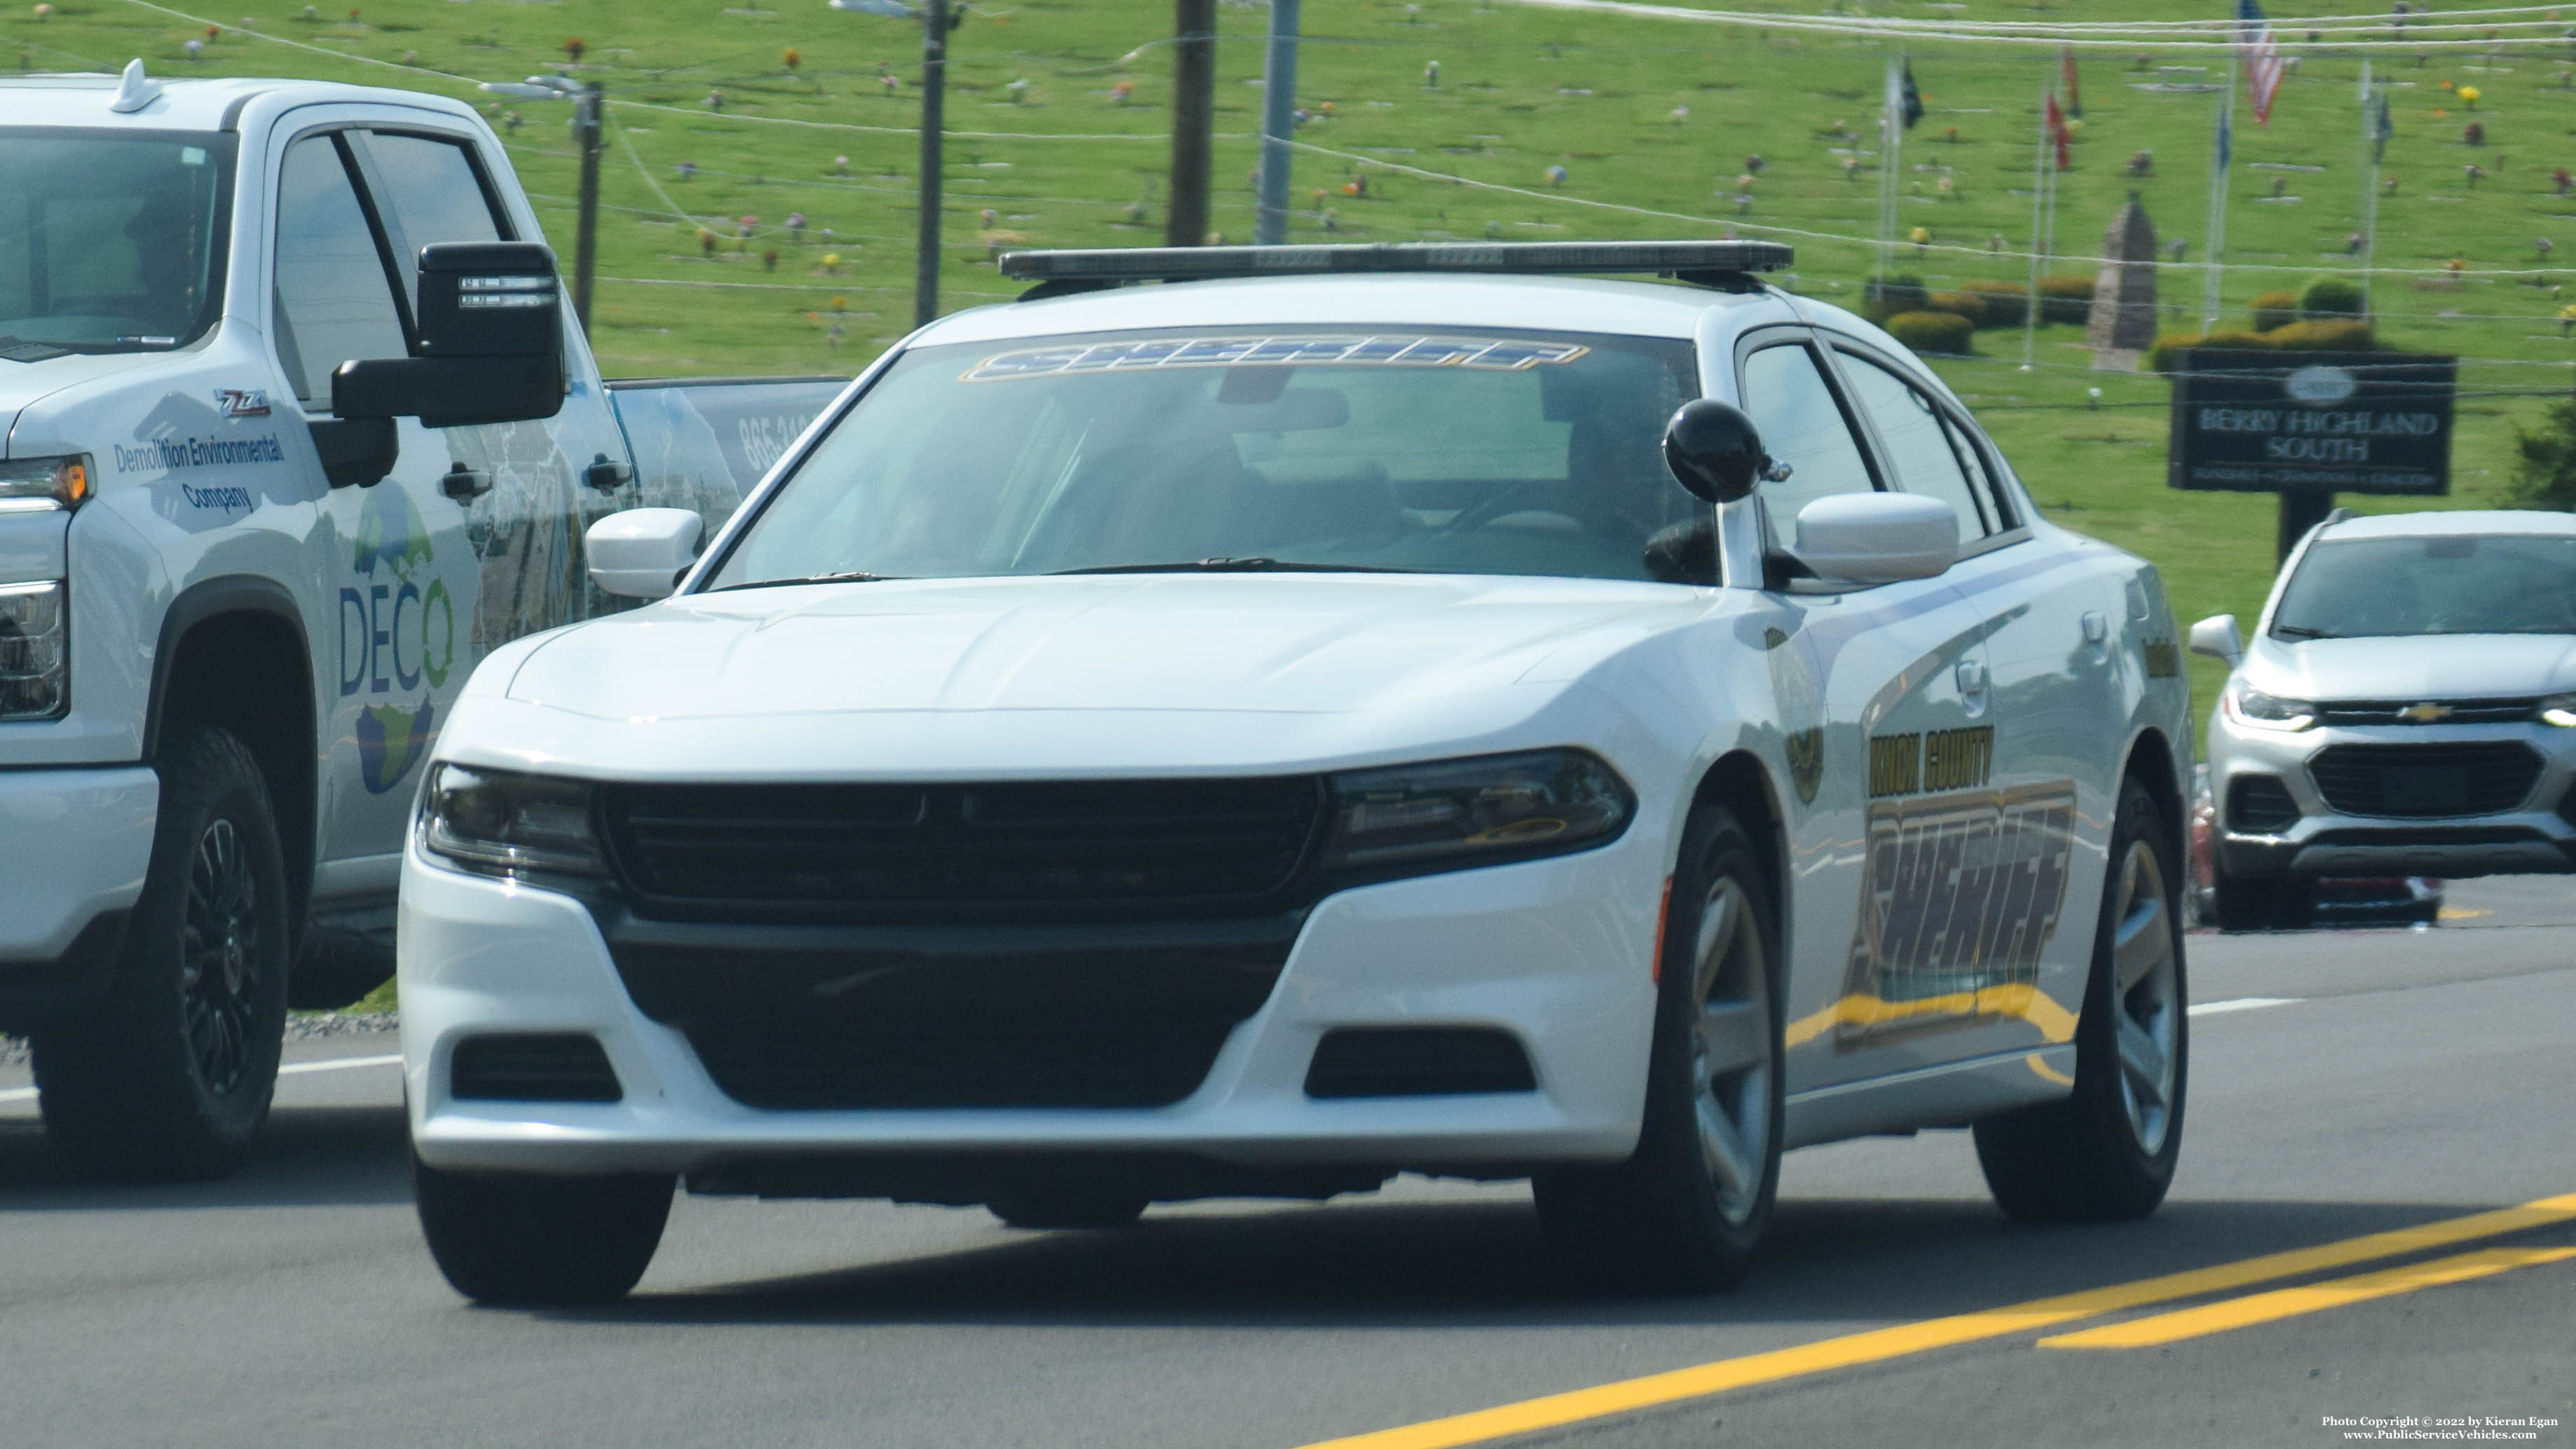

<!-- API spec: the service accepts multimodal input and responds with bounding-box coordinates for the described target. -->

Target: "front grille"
[1304,1027,1538,1098]
[686,1019,1236,1109]
[602,777,1326,921]
[2226,775,2301,833]
[2315,698,2542,727]
[449,1034,622,1102]
[2308,742,2544,818]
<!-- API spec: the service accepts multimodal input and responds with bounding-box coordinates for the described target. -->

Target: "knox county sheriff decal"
[1839,726,2078,1047]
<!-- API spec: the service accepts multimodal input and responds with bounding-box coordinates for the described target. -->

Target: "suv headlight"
[1316,749,1635,876]
[2539,693,2576,728]
[418,763,606,880]
[0,455,92,515]
[0,580,67,720]
[2223,680,2317,733]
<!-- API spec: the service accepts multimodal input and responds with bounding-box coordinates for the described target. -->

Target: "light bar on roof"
[995,240,1794,285]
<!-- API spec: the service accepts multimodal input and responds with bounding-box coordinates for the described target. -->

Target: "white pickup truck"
[0,62,843,1178]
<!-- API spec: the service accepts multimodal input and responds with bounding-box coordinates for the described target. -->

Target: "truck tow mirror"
[330,242,568,430]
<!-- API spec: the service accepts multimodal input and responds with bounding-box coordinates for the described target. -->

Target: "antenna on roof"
[109,58,164,114]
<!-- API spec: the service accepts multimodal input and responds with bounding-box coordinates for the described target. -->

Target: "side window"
[1942,413,2020,531]
[358,132,506,311]
[272,134,407,406]
[1738,342,1876,538]
[1837,353,1995,538]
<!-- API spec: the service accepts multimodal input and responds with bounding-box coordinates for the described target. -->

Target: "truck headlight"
[418,763,606,880]
[0,455,92,514]
[0,580,67,720]
[2539,693,2576,728]
[2223,681,2317,733]
[1316,749,1635,877]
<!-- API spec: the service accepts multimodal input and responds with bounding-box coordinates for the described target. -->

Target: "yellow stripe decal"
[1283,1193,2576,1449]
[2038,1246,2576,1350]
[1782,982,2081,1049]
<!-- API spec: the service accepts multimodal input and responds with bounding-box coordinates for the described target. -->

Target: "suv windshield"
[2272,533,2576,639]
[0,129,233,353]
[707,325,1704,588]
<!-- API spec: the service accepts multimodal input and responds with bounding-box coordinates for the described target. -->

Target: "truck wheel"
[32,727,290,1181]
[1533,803,1782,1292]
[2211,867,2311,932]
[414,1154,674,1304]
[1974,777,2186,1222]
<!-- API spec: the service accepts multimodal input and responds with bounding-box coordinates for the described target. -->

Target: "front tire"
[1534,803,1783,1292]
[414,1155,674,1305]
[32,727,291,1181]
[1974,777,2186,1222]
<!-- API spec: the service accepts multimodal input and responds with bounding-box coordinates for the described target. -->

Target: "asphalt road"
[4,879,2572,1449]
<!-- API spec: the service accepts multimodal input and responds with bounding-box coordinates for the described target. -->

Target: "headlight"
[2540,693,2576,728]
[2223,680,2317,733]
[418,763,606,880]
[1316,749,1635,876]
[0,455,92,515]
[0,580,67,720]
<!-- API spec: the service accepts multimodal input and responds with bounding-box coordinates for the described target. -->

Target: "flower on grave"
[833,155,850,173]
[1545,164,1567,187]
[2559,303,2576,335]
[1744,154,1765,174]
[2347,230,2366,254]
[1734,173,1757,191]
[676,160,695,181]
[763,250,778,272]
[2132,52,2151,70]
[1841,156,1862,179]
[2465,163,2486,185]
[301,5,315,18]
[738,215,757,238]
[1908,225,1930,251]
[503,111,522,132]
[2383,175,2401,193]
[1322,208,1340,231]
[2126,149,2154,177]
[2448,256,2467,273]
[700,230,718,257]
[1936,175,1956,198]
[782,48,800,72]
[882,75,899,96]
[1988,233,2006,252]
[1319,101,1335,117]
[1485,220,1502,238]
[1424,60,1440,87]
[831,294,847,311]
[2440,77,2455,90]
[2269,175,2287,196]
[32,4,49,17]
[184,38,202,57]
[2460,85,2481,108]
[979,208,997,227]
[1943,125,1959,143]
[346,8,360,20]
[1207,231,1225,245]
[1125,200,1147,224]
[1670,105,1689,123]
[564,37,585,63]
[1293,108,1311,125]
[822,252,842,271]
[1111,79,1133,104]
[206,24,219,39]
[707,90,725,112]
[1008,78,1029,103]
[2556,168,2574,195]
[2541,237,2557,259]
[2464,121,2485,144]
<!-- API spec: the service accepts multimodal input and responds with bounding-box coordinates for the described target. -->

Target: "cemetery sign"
[2167,349,2457,496]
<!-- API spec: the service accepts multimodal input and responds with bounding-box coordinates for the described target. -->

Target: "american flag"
[2239,0,2284,125]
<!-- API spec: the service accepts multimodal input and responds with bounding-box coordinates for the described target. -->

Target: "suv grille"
[602,777,1326,920]
[2308,742,2544,818]
[2315,698,2540,727]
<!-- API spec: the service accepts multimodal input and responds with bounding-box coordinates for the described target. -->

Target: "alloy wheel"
[178,816,263,1096]
[2106,838,2181,1156]
[1689,876,1775,1225]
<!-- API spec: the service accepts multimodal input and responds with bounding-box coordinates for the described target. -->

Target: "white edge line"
[0,1052,401,1105]
[2189,997,2302,1017]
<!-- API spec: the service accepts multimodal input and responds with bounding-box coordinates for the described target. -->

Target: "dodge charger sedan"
[396,241,2195,1303]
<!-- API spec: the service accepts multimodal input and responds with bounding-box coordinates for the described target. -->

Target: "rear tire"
[2211,867,2311,932]
[32,727,290,1181]
[1975,777,2186,1222]
[414,1155,674,1305]
[1534,803,1783,1292]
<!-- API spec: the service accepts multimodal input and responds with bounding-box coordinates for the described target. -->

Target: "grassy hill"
[13,0,2576,719]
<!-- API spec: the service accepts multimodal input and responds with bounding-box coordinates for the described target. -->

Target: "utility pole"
[1166,0,1216,247]
[572,81,602,332]
[1253,0,1300,245]
[913,0,949,328]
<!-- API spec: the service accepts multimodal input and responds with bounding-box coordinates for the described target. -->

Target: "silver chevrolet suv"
[2195,510,2576,929]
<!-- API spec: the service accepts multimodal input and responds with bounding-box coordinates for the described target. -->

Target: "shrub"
[1884,309,1975,355]
[2507,397,2576,510]
[2251,289,2303,332]
[1958,278,2030,329]
[2266,318,2376,351]
[2301,275,2367,318]
[1926,290,1990,327]
[1862,273,1928,322]
[2036,273,2097,325]
[2142,329,2273,372]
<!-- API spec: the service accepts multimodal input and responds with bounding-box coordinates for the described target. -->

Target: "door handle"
[2082,611,2109,645]
[1955,658,1989,694]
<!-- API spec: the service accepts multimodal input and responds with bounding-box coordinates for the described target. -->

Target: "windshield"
[2272,533,2576,639]
[706,325,1705,589]
[0,129,233,353]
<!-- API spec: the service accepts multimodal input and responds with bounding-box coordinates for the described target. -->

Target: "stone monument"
[2087,193,2160,368]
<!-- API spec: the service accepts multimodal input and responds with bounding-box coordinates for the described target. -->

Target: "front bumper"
[0,765,156,1025]
[2208,716,2576,880]
[397,836,1661,1187]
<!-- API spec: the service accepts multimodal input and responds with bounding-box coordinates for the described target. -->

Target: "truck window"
[0,129,231,352]
[358,132,506,311]
[272,134,409,406]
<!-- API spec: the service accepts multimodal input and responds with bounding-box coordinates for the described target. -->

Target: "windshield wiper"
[2271,624,2339,639]
[709,571,908,592]
[1051,557,1415,576]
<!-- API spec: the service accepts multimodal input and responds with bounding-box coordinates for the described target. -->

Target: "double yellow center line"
[1289,1192,2576,1449]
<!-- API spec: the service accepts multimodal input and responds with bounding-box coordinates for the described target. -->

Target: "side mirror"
[1663,398,1778,504]
[1792,492,1959,584]
[587,508,703,599]
[332,242,568,430]
[2188,613,2244,666]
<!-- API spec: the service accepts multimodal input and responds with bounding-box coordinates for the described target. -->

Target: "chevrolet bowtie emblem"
[2397,702,2453,723]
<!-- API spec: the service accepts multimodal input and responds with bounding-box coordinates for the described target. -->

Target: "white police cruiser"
[399,241,2195,1302]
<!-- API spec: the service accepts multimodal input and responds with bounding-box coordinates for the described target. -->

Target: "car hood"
[2248,632,2576,700]
[502,573,1712,726]
[0,351,173,453]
